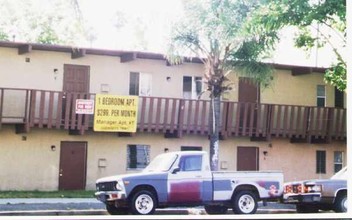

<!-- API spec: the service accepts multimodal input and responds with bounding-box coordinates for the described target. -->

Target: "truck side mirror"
[172,167,180,174]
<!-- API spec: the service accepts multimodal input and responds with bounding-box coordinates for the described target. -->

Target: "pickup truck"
[282,166,347,213]
[95,151,284,215]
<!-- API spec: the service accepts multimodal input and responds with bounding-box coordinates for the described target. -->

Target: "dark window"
[129,72,139,95]
[127,145,150,169]
[181,146,202,151]
[183,76,192,93]
[316,150,326,174]
[335,87,344,108]
[178,155,202,172]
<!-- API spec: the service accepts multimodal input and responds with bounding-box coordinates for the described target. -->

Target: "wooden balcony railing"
[0,88,346,142]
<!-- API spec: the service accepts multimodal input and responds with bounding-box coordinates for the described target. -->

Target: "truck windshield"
[143,153,178,172]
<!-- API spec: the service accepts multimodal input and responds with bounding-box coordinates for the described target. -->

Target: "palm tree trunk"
[209,95,221,171]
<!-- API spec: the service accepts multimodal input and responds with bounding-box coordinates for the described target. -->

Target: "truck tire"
[232,191,258,214]
[296,204,319,213]
[130,190,157,215]
[204,205,228,214]
[334,193,347,213]
[106,204,129,215]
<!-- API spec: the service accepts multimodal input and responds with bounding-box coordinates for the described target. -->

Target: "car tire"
[130,190,157,215]
[296,204,319,213]
[334,193,347,213]
[232,191,258,214]
[204,205,228,214]
[106,204,129,215]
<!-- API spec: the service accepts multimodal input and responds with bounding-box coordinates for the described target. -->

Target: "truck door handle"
[195,175,202,178]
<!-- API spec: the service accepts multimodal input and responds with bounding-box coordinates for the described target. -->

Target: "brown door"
[59,141,87,190]
[237,146,259,171]
[238,77,259,103]
[62,64,90,123]
[63,64,90,93]
[238,78,259,133]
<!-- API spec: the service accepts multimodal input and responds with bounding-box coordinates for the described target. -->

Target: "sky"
[76,0,343,68]
[79,0,184,52]
[3,0,342,68]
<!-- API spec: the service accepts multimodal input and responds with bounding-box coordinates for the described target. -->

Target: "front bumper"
[95,191,126,203]
[283,193,321,204]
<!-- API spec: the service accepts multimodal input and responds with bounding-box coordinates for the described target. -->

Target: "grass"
[0,190,95,199]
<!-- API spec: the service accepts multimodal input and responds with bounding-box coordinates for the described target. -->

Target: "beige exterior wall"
[224,69,338,107]
[0,47,205,99]
[0,125,346,190]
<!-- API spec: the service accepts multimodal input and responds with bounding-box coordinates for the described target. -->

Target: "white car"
[283,167,347,213]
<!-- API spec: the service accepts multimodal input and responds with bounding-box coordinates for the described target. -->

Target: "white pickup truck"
[95,151,284,215]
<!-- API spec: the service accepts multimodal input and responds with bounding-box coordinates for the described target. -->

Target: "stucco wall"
[224,69,337,107]
[0,47,205,99]
[0,125,346,190]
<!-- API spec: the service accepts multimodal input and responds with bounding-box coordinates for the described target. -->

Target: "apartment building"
[0,41,346,191]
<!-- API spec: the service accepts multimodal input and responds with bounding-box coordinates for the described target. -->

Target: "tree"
[0,0,96,45]
[166,0,275,170]
[247,0,346,91]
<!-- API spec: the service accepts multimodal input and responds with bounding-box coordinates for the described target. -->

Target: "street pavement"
[0,198,298,216]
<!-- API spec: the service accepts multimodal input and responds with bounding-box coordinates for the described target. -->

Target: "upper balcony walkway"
[0,88,346,143]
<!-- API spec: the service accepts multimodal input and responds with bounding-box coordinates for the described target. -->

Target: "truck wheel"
[232,191,258,214]
[106,204,129,215]
[334,193,347,213]
[130,190,157,215]
[296,204,319,213]
[204,205,228,214]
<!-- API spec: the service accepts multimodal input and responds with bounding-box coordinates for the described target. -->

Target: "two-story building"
[0,41,346,191]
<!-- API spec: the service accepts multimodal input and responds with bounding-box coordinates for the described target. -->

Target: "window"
[129,72,152,96]
[335,87,344,108]
[317,85,326,107]
[127,145,150,169]
[181,146,202,151]
[183,76,202,99]
[178,155,202,172]
[316,150,326,174]
[334,151,343,173]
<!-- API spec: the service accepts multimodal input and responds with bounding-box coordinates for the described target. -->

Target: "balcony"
[0,88,346,143]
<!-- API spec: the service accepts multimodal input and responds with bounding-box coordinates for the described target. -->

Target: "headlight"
[115,181,124,191]
[305,185,322,193]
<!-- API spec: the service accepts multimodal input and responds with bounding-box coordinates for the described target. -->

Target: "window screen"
[317,85,326,107]
[334,151,343,173]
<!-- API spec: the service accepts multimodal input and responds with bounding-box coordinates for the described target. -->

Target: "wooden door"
[238,77,259,133]
[59,141,87,190]
[237,146,259,171]
[238,77,259,103]
[63,64,90,93]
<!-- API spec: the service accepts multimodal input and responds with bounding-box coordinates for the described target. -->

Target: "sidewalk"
[0,198,296,216]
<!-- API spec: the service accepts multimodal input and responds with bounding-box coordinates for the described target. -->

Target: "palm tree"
[166,0,275,170]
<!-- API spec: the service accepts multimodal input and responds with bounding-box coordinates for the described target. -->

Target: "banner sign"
[94,94,139,132]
